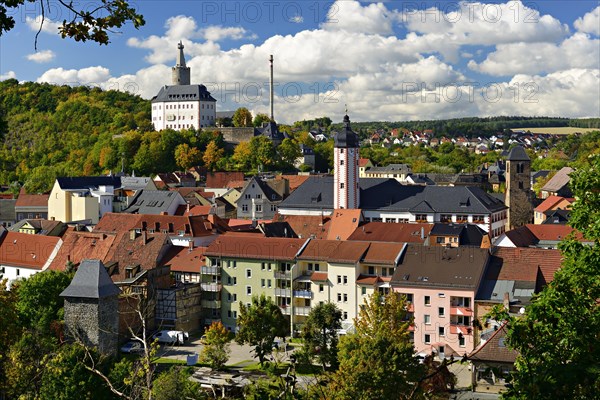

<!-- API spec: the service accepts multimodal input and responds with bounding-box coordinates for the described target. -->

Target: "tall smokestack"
[269,54,274,122]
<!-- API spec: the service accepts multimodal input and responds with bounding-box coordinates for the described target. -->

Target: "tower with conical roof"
[172,41,191,85]
[334,112,360,209]
[505,145,533,231]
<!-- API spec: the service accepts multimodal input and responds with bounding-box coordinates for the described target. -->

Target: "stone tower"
[60,259,121,356]
[505,146,533,231]
[172,41,191,85]
[334,113,360,209]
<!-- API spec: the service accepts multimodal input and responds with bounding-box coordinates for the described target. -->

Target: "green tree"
[203,140,224,171]
[13,270,73,336]
[151,366,204,400]
[233,107,253,127]
[0,0,145,48]
[501,155,600,399]
[301,302,342,370]
[236,294,288,366]
[278,138,302,168]
[200,321,231,370]
[249,136,277,170]
[232,141,253,171]
[326,292,425,399]
[39,343,113,400]
[253,113,271,127]
[23,165,58,194]
[0,278,19,395]
[174,143,202,171]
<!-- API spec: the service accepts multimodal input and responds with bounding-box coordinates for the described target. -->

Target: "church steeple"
[334,110,360,209]
[172,41,191,85]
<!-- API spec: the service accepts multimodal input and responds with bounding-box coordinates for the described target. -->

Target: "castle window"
[519,182,524,189]
[517,163,524,173]
[340,183,345,189]
[340,160,344,165]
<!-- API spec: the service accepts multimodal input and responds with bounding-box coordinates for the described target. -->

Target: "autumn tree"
[236,294,288,366]
[174,143,202,171]
[202,141,224,171]
[233,107,253,127]
[326,291,425,399]
[501,155,600,399]
[301,302,342,370]
[278,138,302,168]
[200,321,231,370]
[0,0,145,49]
[232,141,253,171]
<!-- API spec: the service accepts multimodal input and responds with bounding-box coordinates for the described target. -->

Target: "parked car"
[151,330,189,345]
[120,340,144,354]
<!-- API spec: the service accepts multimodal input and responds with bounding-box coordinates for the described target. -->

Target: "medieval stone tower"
[172,41,191,85]
[334,113,360,209]
[61,259,120,356]
[505,146,533,231]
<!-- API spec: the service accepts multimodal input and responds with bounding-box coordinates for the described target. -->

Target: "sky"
[1,0,599,124]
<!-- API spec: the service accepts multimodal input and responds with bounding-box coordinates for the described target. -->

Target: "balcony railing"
[449,323,473,335]
[274,271,291,279]
[201,266,221,275]
[275,288,291,297]
[293,290,312,299]
[450,306,473,316]
[279,305,312,316]
[279,306,291,315]
[201,300,222,309]
[200,283,222,292]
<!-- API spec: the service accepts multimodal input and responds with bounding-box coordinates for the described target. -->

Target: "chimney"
[189,240,194,251]
[269,54,274,121]
[420,226,424,240]
[503,292,510,310]
[141,231,148,245]
[186,202,190,213]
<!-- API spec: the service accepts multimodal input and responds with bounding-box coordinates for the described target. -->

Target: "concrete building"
[151,42,217,131]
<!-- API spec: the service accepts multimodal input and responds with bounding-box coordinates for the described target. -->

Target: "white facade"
[334,148,359,209]
[152,100,216,131]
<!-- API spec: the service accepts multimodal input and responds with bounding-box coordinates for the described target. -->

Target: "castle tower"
[60,259,121,356]
[505,146,533,231]
[172,41,191,85]
[334,113,360,209]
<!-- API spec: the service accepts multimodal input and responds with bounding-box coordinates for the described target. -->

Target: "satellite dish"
[519,307,525,314]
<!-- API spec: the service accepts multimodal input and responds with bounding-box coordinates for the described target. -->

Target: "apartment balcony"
[274,271,291,279]
[293,290,313,299]
[279,306,291,315]
[201,300,222,309]
[201,266,221,275]
[450,324,473,335]
[275,288,291,297]
[279,305,311,316]
[200,283,222,292]
[450,306,473,316]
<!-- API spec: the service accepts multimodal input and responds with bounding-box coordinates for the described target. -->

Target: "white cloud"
[26,50,56,63]
[575,6,600,35]
[0,71,16,81]
[36,66,111,86]
[201,26,256,41]
[289,15,303,24]
[321,0,397,35]
[25,16,62,35]
[469,33,600,76]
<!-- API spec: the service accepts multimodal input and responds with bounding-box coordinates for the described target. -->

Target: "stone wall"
[64,296,119,356]
[215,127,256,146]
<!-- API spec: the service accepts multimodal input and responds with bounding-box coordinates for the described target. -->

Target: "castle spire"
[172,41,191,85]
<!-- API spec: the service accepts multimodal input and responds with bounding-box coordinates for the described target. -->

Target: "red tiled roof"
[15,191,49,207]
[94,213,214,237]
[310,272,328,282]
[347,222,432,243]
[161,246,207,273]
[356,274,391,285]
[534,196,573,213]
[469,322,517,363]
[49,231,116,271]
[106,232,171,282]
[323,241,370,263]
[0,231,61,270]
[206,172,245,189]
[204,234,306,261]
[184,205,211,216]
[362,242,406,265]
[274,214,330,240]
[276,175,310,191]
[225,180,246,189]
[525,224,585,242]
[297,239,340,260]
[326,209,362,241]
[358,158,371,167]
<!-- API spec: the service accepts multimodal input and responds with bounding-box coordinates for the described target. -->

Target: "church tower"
[505,145,533,231]
[172,41,191,85]
[334,113,360,209]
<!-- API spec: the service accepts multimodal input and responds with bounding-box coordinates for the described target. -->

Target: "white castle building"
[151,42,217,131]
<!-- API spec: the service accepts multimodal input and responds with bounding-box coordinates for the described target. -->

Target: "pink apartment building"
[391,245,490,358]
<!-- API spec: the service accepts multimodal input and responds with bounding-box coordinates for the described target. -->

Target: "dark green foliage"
[502,155,600,399]
[301,302,342,370]
[151,366,204,400]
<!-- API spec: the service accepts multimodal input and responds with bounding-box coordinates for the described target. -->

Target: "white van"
[151,330,188,345]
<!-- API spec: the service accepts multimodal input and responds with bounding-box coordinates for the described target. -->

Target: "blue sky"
[1,1,599,123]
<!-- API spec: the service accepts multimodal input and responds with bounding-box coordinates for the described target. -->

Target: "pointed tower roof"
[60,259,120,299]
[334,114,360,148]
[507,146,530,161]
[176,41,187,67]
